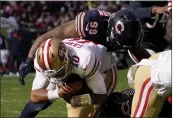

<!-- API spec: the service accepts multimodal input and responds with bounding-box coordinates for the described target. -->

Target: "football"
[62,73,92,103]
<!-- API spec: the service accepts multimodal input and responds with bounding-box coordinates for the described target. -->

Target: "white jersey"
[33,38,117,95]
[62,38,117,75]
[128,50,171,97]
[150,50,171,97]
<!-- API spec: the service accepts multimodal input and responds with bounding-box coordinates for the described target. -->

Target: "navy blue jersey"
[75,10,111,48]
[128,1,169,52]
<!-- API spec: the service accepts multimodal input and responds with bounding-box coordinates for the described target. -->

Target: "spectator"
[0,16,18,75]
[0,34,9,75]
[8,31,25,76]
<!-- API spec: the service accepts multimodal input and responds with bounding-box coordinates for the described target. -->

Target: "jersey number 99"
[88,22,98,35]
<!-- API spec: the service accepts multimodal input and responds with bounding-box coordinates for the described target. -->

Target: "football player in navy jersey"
[128,1,170,58]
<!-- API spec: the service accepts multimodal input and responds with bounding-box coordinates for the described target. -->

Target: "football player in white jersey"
[127,50,171,117]
[20,38,117,118]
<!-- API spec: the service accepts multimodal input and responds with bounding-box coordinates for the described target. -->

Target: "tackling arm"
[28,20,79,59]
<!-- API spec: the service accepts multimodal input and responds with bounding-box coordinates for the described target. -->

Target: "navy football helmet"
[107,9,143,53]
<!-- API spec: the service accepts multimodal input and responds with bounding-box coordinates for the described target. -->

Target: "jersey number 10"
[68,54,80,68]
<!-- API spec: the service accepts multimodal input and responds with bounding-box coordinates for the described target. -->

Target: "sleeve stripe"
[78,13,83,37]
[102,11,106,16]
[84,55,100,78]
[97,10,112,16]
[76,13,82,37]
[80,12,86,37]
[98,10,104,16]
[76,12,83,38]
[75,15,78,32]
[34,66,41,72]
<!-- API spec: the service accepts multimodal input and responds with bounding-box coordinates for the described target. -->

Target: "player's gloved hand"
[19,57,33,85]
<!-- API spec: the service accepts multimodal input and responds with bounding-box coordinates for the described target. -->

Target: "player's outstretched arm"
[19,20,79,85]
[28,20,79,59]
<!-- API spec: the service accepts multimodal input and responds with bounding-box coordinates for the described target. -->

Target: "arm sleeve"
[128,1,153,19]
[32,70,49,90]
[32,57,49,90]
[75,11,86,38]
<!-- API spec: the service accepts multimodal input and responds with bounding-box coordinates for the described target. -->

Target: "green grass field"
[1,69,129,117]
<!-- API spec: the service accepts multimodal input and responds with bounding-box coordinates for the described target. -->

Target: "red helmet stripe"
[47,39,52,69]
[41,40,47,70]
[43,39,52,70]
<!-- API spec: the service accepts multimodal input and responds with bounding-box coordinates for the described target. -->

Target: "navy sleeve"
[128,1,153,19]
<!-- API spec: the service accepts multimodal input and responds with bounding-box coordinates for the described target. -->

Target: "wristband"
[47,88,60,101]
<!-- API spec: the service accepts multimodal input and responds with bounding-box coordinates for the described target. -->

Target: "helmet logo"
[115,21,124,34]
[58,43,66,61]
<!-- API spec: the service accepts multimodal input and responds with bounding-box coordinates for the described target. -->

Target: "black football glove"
[19,57,33,85]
